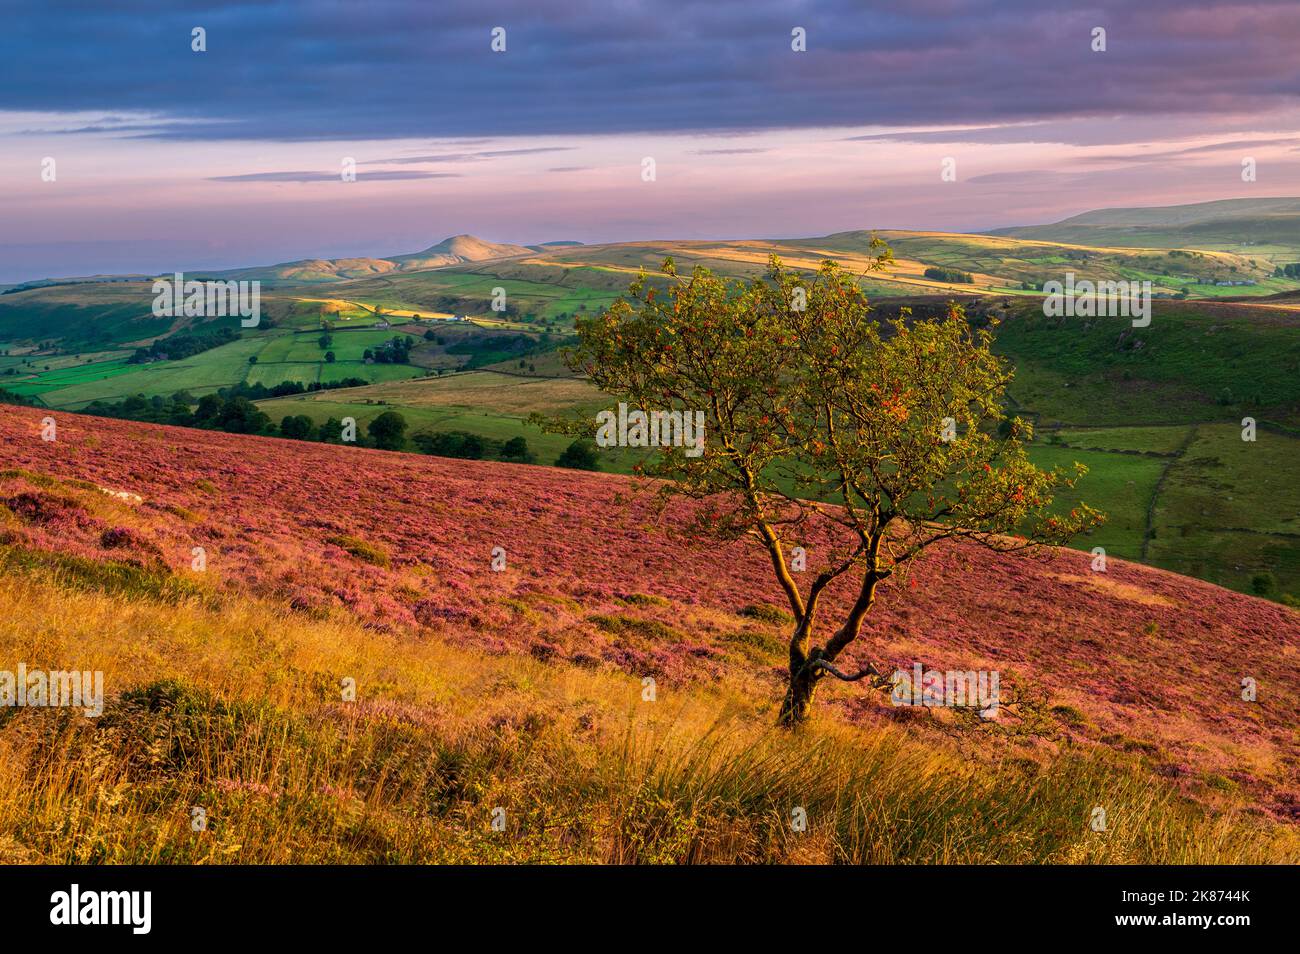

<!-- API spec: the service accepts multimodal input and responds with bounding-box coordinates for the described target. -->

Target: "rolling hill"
[212,234,535,284]
[0,407,1295,862]
[986,197,1300,262]
[323,228,1291,321]
[5,223,1300,604]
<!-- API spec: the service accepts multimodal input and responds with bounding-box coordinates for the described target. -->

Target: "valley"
[4,201,1300,602]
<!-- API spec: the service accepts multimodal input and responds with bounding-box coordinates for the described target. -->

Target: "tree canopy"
[562,248,1103,724]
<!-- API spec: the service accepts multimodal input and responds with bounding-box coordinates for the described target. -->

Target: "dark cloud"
[6,1,1300,141]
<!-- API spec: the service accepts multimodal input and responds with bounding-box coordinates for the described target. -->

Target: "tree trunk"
[778,653,819,727]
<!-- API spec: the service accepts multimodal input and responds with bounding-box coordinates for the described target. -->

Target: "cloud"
[208,170,460,182]
[8,1,1300,141]
[363,146,575,165]
[967,170,1076,184]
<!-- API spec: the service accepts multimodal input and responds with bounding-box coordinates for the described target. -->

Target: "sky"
[3,0,1300,282]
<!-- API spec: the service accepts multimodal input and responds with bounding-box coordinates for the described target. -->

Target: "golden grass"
[298,371,603,415]
[0,569,1293,865]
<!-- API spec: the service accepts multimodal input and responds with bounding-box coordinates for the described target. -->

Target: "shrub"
[280,415,315,440]
[556,440,599,471]
[500,436,535,463]
[368,411,408,451]
[413,430,488,460]
[739,603,794,625]
[326,534,391,567]
[1250,572,1276,596]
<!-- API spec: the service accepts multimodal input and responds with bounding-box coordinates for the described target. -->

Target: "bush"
[280,415,315,440]
[325,534,390,567]
[500,436,535,463]
[738,603,794,625]
[413,431,488,460]
[556,439,600,471]
[0,388,36,406]
[216,397,273,434]
[1250,572,1276,596]
[923,266,975,284]
[367,411,408,451]
[318,417,348,444]
[127,327,239,364]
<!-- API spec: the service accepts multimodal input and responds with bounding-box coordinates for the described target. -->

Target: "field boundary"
[1141,424,1199,560]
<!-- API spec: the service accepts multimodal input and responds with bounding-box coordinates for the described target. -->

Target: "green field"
[15,325,447,408]
[1024,443,1166,561]
[32,335,270,407]
[1148,424,1300,595]
[340,268,621,324]
[1051,424,1194,455]
[255,390,635,473]
[1,356,138,397]
[995,301,1300,427]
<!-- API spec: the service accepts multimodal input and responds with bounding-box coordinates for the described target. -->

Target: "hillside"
[986,197,1300,262]
[5,222,1299,386]
[213,234,534,284]
[392,234,533,268]
[325,229,1289,321]
[7,283,1300,599]
[1,407,1296,840]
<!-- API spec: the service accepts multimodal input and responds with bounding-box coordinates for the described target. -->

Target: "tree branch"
[804,657,892,689]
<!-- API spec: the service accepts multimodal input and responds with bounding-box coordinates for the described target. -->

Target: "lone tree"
[368,410,408,451]
[563,248,1102,726]
[556,438,600,471]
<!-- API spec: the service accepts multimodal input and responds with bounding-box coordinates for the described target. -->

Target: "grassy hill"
[255,370,618,471]
[987,295,1300,596]
[986,197,1300,264]
[4,225,1297,360]
[208,235,535,285]
[0,282,176,349]
[350,230,1284,312]
[0,407,1295,862]
[230,289,1300,599]
[5,229,1300,600]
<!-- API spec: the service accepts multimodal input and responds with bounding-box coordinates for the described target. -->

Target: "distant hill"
[343,227,1279,305]
[1,275,155,294]
[528,241,585,251]
[985,197,1300,261]
[8,215,1300,357]
[390,234,533,268]
[214,234,533,284]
